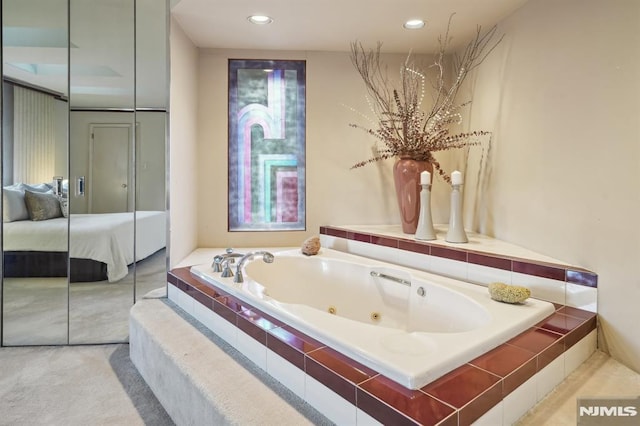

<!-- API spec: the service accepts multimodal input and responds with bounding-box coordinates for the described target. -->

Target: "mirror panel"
[1,0,168,346]
[2,0,70,345]
[135,0,168,301]
[68,0,135,344]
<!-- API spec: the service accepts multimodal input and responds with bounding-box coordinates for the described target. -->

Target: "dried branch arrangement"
[349,15,503,183]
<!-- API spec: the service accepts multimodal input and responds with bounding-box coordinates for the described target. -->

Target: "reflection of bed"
[3,211,166,282]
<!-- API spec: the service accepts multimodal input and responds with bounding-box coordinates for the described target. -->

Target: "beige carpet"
[2,249,166,345]
[517,350,640,425]
[0,344,173,426]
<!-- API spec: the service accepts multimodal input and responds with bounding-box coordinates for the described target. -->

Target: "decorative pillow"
[22,182,54,193]
[24,190,63,221]
[2,188,29,222]
[59,198,69,218]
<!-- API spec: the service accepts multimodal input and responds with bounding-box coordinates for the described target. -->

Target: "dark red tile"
[236,314,266,343]
[537,313,584,335]
[305,347,377,404]
[502,359,537,397]
[458,380,502,425]
[167,271,178,285]
[191,287,215,309]
[422,364,500,409]
[371,235,398,248]
[470,344,537,396]
[307,347,377,383]
[196,284,220,300]
[430,246,467,262]
[508,327,563,354]
[236,308,279,344]
[319,226,327,235]
[186,283,203,300]
[266,326,325,370]
[538,337,566,371]
[471,343,535,376]
[436,413,459,426]
[564,316,597,349]
[177,279,189,292]
[305,359,357,404]
[513,261,565,281]
[268,326,324,353]
[566,269,598,288]
[193,277,229,298]
[358,375,456,426]
[324,227,348,238]
[557,306,597,321]
[467,252,512,271]
[170,266,195,283]
[350,232,371,243]
[213,295,242,324]
[399,240,431,255]
[507,327,565,371]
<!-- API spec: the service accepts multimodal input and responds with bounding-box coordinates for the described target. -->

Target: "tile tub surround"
[168,266,597,425]
[319,225,598,311]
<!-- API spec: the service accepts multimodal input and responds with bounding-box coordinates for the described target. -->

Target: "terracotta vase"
[393,157,433,234]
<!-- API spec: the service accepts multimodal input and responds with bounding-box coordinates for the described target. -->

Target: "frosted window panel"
[228,60,306,231]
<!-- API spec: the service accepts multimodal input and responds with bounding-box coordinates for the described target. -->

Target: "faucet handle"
[220,259,234,278]
[212,248,236,271]
[211,255,224,272]
[212,258,222,272]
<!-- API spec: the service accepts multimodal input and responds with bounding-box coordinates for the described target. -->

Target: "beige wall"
[169,17,199,267]
[170,0,640,373]
[195,48,454,248]
[460,0,640,373]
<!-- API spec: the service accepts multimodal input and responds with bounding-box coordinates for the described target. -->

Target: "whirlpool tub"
[190,248,555,389]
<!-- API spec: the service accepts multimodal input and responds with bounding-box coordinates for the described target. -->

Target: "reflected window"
[228,60,306,231]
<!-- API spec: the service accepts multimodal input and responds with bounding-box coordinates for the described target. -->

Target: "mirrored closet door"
[1,0,70,345]
[1,0,168,345]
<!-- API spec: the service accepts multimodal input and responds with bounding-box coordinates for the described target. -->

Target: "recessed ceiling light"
[403,19,425,30]
[248,15,273,25]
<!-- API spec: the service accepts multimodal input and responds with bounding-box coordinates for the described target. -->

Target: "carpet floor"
[0,344,174,426]
[3,249,166,345]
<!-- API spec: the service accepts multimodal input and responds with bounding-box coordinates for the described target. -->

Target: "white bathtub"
[190,248,555,389]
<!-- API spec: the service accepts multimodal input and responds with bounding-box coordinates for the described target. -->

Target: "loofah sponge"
[301,235,321,256]
[488,282,531,304]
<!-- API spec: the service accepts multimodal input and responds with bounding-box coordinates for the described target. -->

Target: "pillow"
[2,188,29,222]
[59,198,69,218]
[24,190,63,221]
[22,183,54,193]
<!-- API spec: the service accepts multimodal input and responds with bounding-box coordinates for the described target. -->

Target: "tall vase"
[393,157,433,234]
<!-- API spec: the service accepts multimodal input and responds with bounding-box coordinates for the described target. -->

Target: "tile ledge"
[323,224,595,274]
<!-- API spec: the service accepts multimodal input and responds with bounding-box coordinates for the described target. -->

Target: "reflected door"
[89,124,131,213]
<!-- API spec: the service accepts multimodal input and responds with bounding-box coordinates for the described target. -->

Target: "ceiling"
[2,0,167,108]
[171,0,531,54]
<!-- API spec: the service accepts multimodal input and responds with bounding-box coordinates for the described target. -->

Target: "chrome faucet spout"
[234,251,274,283]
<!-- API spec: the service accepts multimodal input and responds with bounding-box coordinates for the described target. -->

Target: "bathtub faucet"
[234,251,275,283]
[212,248,244,272]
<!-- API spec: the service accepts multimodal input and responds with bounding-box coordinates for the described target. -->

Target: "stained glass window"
[228,60,306,231]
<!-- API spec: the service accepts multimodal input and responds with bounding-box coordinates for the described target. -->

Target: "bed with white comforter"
[4,211,166,282]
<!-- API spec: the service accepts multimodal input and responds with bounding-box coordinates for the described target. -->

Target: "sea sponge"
[488,282,531,304]
[301,235,321,256]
